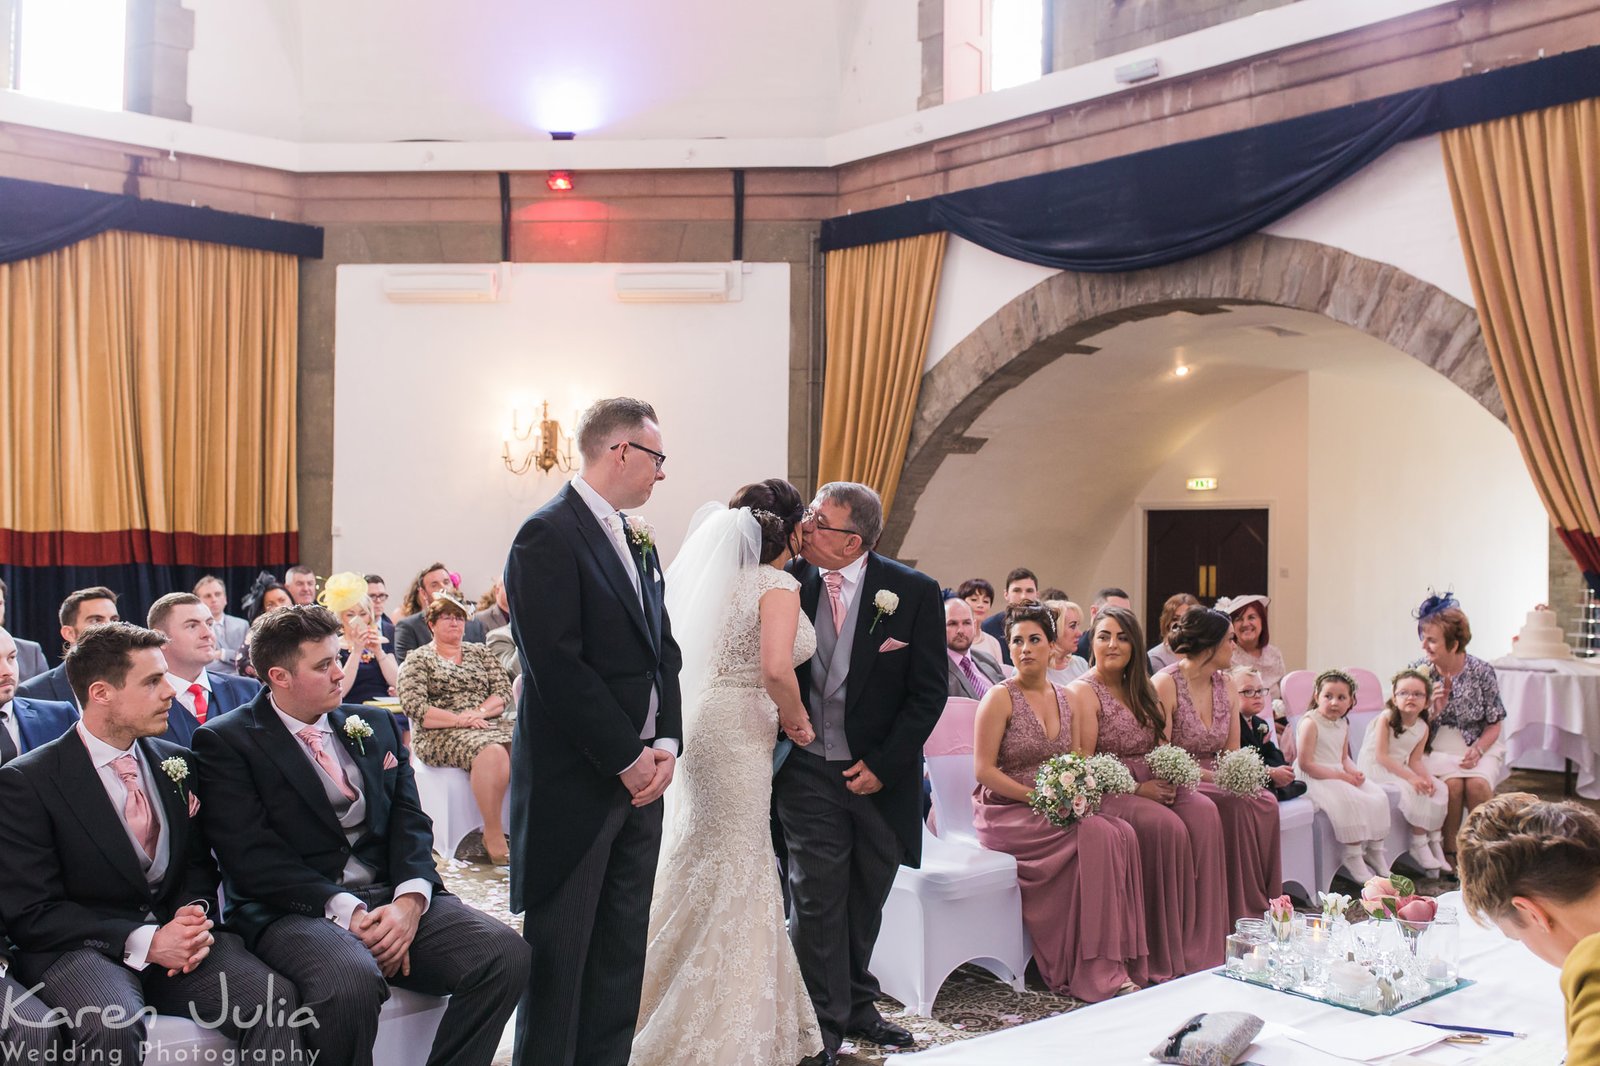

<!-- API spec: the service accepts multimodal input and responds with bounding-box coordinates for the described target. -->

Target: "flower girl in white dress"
[1296,669,1393,882]
[1357,669,1450,876]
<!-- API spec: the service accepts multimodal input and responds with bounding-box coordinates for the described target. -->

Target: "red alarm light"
[546,170,574,192]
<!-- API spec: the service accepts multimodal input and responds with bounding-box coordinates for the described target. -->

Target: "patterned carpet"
[442,768,1593,1065]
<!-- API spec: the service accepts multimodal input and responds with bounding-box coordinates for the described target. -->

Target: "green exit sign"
[1186,477,1218,491]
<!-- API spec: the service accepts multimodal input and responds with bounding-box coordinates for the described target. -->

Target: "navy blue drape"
[821,44,1600,272]
[0,177,322,264]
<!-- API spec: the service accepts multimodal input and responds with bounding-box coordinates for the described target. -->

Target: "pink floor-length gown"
[1085,674,1228,978]
[1164,664,1283,926]
[972,679,1148,1000]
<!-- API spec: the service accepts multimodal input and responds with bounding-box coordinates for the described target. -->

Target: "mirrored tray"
[1215,969,1474,1017]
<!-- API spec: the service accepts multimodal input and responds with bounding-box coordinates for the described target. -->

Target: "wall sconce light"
[503,401,576,475]
[547,170,574,192]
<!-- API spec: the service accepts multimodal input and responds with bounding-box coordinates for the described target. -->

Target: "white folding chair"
[411,758,513,859]
[868,697,1030,1016]
[144,987,448,1064]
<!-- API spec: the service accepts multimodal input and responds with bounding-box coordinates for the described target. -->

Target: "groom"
[506,397,684,1066]
[779,481,945,1062]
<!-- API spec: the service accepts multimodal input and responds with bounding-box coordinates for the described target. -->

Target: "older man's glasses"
[611,441,667,471]
[802,508,862,540]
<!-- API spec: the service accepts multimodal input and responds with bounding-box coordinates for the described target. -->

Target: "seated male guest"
[0,578,48,682]
[394,563,486,663]
[194,575,249,675]
[1,628,78,763]
[147,593,261,745]
[946,598,1004,698]
[16,586,120,707]
[0,914,62,1060]
[366,574,397,648]
[0,623,304,1063]
[193,606,529,1066]
[980,568,1038,666]
[285,564,319,606]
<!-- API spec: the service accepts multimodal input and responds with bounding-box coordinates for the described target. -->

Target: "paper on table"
[1284,1017,1443,1062]
[1463,1036,1568,1065]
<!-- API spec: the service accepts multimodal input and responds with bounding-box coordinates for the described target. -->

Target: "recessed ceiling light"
[1173,365,1191,378]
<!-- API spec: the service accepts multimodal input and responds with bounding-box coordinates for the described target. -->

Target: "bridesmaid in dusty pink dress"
[1154,608,1282,927]
[1069,606,1228,980]
[972,604,1148,1001]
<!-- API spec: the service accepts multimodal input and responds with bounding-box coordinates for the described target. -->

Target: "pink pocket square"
[382,751,400,770]
[879,637,908,653]
[187,793,201,817]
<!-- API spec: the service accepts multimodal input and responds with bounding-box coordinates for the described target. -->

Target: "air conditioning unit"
[613,265,742,303]
[381,268,503,303]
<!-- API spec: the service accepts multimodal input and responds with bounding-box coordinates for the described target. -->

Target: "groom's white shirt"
[571,475,679,764]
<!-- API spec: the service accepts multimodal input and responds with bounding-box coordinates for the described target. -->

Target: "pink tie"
[823,571,845,636]
[959,655,993,697]
[113,754,159,861]
[189,683,208,724]
[297,727,358,802]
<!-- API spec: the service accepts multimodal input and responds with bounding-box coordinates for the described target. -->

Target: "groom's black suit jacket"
[0,731,219,977]
[505,480,683,911]
[790,552,945,868]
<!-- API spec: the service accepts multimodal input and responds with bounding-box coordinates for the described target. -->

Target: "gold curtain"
[1442,99,1600,579]
[817,231,947,517]
[0,230,298,550]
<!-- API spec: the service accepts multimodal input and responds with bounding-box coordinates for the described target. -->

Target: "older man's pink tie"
[297,727,358,802]
[113,754,159,861]
[823,571,845,636]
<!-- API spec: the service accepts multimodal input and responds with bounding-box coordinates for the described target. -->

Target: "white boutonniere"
[869,590,899,633]
[626,515,656,556]
[344,717,374,755]
[161,757,190,799]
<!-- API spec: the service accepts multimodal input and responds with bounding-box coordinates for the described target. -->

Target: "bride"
[632,478,825,1066]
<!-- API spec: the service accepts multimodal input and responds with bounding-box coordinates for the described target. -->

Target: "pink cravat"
[297,726,358,802]
[823,571,846,636]
[113,754,159,861]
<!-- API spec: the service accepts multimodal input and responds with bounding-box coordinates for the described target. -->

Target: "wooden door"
[1144,509,1269,640]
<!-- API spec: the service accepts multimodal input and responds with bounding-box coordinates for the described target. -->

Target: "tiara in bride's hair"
[751,508,778,523]
[1412,588,1459,622]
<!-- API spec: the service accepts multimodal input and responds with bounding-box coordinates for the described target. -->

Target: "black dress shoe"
[850,1020,914,1047]
[797,1051,835,1066]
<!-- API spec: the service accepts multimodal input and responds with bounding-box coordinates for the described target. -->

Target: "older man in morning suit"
[193,606,528,1066]
[0,623,304,1064]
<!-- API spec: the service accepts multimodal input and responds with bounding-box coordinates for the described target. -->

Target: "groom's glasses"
[802,508,863,540]
[611,441,667,471]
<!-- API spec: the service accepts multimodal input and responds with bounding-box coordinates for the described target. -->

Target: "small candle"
[1425,959,1451,981]
[1243,948,1269,974]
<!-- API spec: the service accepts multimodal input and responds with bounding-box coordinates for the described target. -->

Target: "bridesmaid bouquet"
[1085,753,1137,796]
[1029,753,1105,828]
[1213,747,1269,795]
[1145,743,1202,791]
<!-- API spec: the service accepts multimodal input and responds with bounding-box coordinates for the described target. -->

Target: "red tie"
[823,571,845,636]
[189,683,208,724]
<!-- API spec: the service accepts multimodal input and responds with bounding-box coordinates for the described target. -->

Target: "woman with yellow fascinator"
[320,571,400,709]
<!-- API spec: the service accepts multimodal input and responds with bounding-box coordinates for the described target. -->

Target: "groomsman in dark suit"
[945,598,1006,699]
[146,593,260,745]
[16,586,121,707]
[0,579,48,682]
[0,622,305,1063]
[779,482,946,1063]
[506,397,683,1066]
[193,606,528,1066]
[1,628,78,764]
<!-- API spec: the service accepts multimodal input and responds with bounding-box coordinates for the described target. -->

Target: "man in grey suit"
[17,587,121,707]
[0,578,49,682]
[194,575,249,675]
[945,598,1006,699]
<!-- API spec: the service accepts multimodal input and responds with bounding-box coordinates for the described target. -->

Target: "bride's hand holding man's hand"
[781,713,815,747]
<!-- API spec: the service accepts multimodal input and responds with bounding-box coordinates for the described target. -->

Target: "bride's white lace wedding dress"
[632,564,823,1066]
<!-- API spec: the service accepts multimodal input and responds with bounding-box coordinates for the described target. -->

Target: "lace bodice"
[1083,673,1160,766]
[704,567,814,687]
[1166,665,1232,769]
[991,678,1074,790]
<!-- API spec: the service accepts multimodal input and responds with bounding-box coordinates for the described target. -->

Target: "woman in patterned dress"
[396,591,515,863]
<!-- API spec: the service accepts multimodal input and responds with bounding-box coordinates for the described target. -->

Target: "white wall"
[331,263,790,602]
[1305,360,1547,675]
[1088,375,1311,667]
[833,0,922,132]
[186,0,304,140]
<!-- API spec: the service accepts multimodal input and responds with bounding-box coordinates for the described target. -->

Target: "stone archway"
[880,233,1500,555]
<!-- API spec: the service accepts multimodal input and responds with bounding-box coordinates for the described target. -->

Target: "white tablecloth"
[899,893,1564,1065]
[1495,658,1600,798]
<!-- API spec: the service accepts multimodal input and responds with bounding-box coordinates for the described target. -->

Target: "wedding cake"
[1512,606,1573,660]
